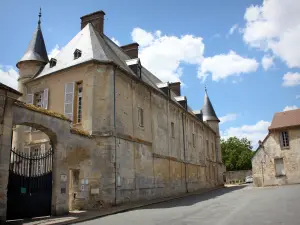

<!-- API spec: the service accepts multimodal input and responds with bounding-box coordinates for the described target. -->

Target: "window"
[138,108,144,127]
[275,158,285,176]
[280,131,289,148]
[206,140,209,158]
[74,49,82,60]
[34,91,44,108]
[171,122,175,138]
[211,143,214,160]
[76,82,83,123]
[49,58,57,68]
[192,133,195,147]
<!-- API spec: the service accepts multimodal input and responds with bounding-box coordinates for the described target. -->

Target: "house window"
[138,108,144,127]
[211,143,214,160]
[275,158,285,176]
[49,58,57,68]
[34,91,44,108]
[280,131,289,148]
[74,49,82,60]
[171,122,175,138]
[192,133,196,147]
[206,140,209,157]
[76,82,83,123]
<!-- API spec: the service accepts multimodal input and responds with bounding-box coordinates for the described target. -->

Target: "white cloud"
[131,28,204,82]
[0,65,18,90]
[221,120,271,147]
[111,37,120,46]
[219,113,237,124]
[198,50,259,81]
[131,28,156,47]
[283,105,298,111]
[243,0,300,68]
[48,44,61,59]
[282,72,300,87]
[228,24,238,36]
[261,55,274,70]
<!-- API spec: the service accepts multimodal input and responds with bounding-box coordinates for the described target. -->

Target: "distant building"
[252,109,300,186]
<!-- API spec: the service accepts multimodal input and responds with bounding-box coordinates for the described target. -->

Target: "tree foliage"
[221,137,255,171]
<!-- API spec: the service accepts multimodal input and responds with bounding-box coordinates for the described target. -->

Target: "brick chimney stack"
[81,11,105,34]
[121,43,139,59]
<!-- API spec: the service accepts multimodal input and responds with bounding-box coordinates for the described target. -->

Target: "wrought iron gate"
[6,147,53,220]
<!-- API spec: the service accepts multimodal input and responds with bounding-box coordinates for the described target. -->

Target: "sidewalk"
[7,186,224,225]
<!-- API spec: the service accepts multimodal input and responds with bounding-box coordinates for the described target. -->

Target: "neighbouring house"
[252,108,300,187]
[11,9,225,214]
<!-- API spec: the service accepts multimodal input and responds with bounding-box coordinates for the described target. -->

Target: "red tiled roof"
[269,108,300,130]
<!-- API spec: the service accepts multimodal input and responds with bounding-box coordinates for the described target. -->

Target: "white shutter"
[43,88,49,109]
[64,82,75,121]
[27,94,33,105]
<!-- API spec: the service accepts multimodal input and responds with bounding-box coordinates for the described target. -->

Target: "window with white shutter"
[43,89,49,109]
[27,94,33,105]
[64,83,75,121]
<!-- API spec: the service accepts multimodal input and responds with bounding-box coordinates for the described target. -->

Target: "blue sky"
[1,0,299,147]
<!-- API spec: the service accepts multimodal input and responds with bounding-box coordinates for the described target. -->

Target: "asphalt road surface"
[78,184,300,225]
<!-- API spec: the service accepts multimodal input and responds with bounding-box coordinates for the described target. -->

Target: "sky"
[0,0,299,148]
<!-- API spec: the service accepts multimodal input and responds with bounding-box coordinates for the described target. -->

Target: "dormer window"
[49,58,57,68]
[74,49,82,60]
[125,58,142,78]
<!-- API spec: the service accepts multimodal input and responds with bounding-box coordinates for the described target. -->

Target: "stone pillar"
[0,90,21,224]
[51,142,69,216]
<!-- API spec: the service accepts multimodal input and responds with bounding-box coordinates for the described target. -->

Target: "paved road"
[78,184,300,225]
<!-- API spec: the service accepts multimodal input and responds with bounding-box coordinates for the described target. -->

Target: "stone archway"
[10,102,73,218]
[0,95,111,223]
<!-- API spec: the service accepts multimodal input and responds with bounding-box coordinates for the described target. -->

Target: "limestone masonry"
[9,9,225,215]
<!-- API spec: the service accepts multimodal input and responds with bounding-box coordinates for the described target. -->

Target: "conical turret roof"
[17,9,48,68]
[201,89,219,122]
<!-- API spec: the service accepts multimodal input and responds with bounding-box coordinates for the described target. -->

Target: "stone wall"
[225,170,252,184]
[0,89,21,223]
[252,128,300,187]
[111,69,223,203]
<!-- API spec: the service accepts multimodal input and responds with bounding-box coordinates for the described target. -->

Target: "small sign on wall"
[61,188,66,194]
[80,184,85,191]
[91,188,99,195]
[60,174,67,182]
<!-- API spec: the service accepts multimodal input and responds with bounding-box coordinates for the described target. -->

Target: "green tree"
[221,137,254,171]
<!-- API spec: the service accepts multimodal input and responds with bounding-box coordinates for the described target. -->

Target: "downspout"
[113,65,118,205]
[182,112,188,193]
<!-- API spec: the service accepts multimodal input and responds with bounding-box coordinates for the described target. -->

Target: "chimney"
[81,10,105,34]
[169,82,181,96]
[121,43,139,59]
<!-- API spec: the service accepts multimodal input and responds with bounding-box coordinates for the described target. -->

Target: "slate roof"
[269,108,300,130]
[201,91,219,122]
[32,22,206,117]
[17,23,48,68]
[36,24,132,79]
